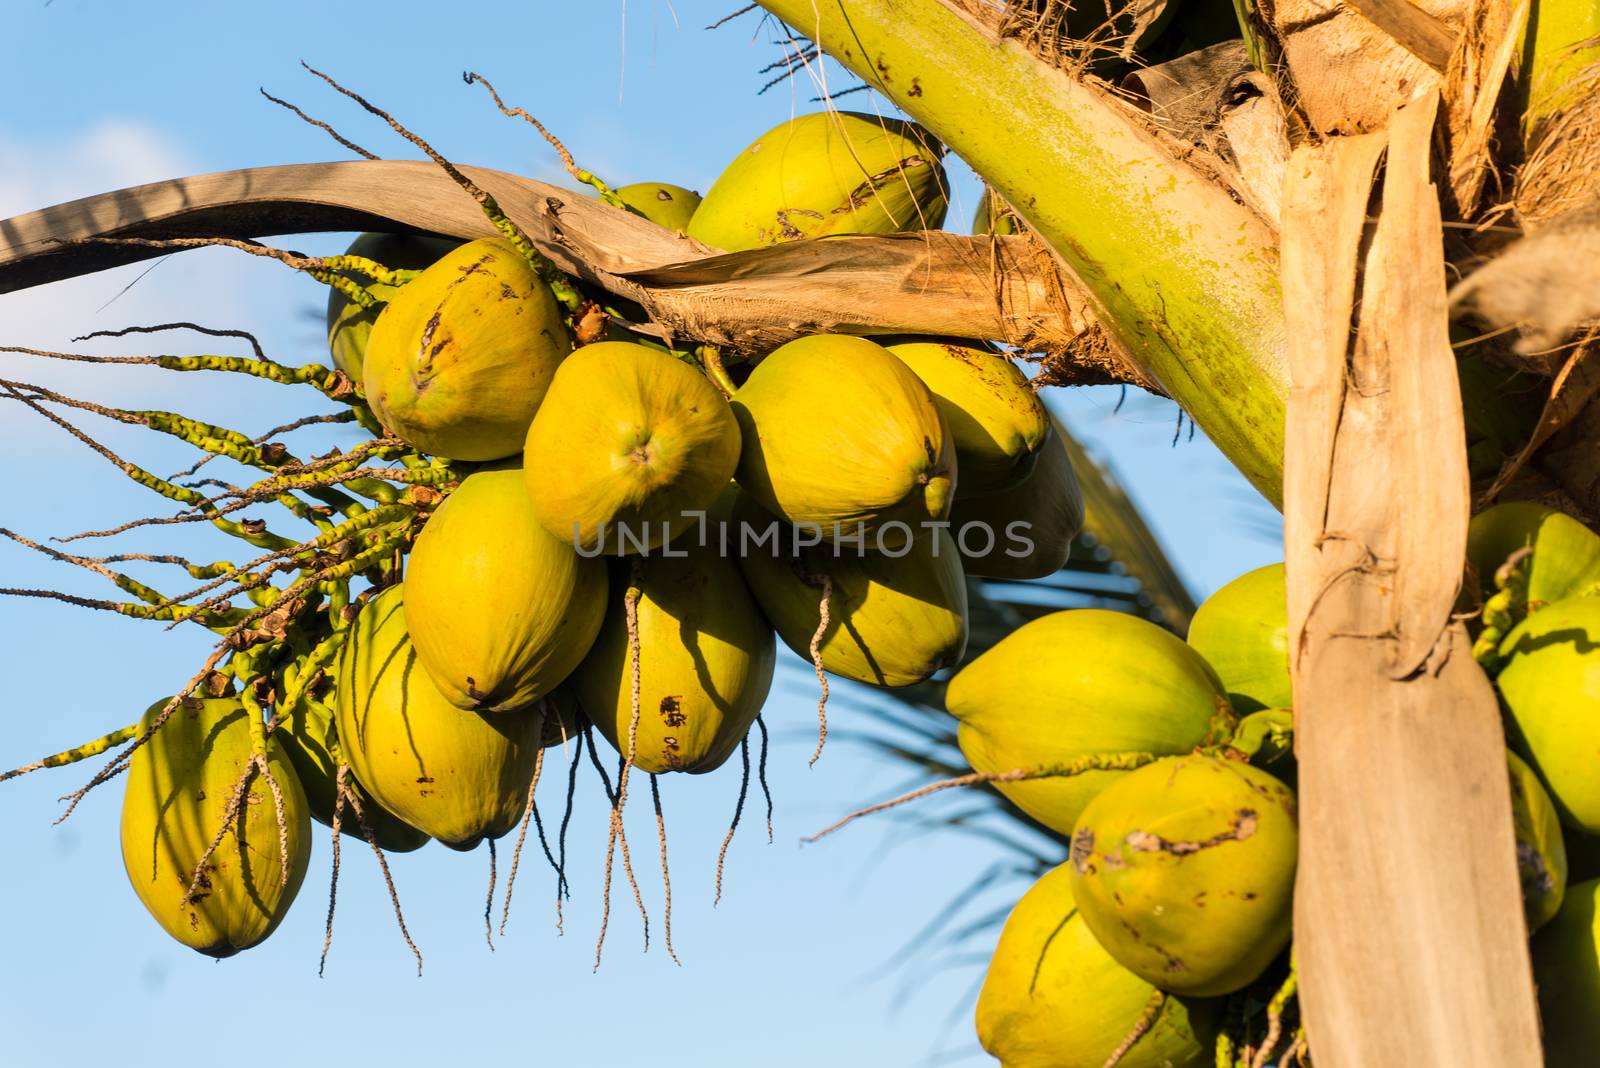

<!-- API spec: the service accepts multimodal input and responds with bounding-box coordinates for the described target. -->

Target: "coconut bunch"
[0,102,1095,971]
[814,502,1600,1067]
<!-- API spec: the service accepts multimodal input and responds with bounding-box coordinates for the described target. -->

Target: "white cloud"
[0,120,328,446]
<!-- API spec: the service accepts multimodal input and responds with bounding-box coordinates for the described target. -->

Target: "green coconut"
[120,696,311,957]
[325,232,460,381]
[1186,562,1291,714]
[524,341,741,553]
[336,585,545,850]
[1509,748,1568,932]
[1467,501,1600,608]
[1068,755,1298,997]
[616,182,701,231]
[886,341,1049,496]
[404,467,608,711]
[947,610,1233,837]
[1532,878,1600,1065]
[686,111,947,251]
[364,238,571,461]
[1497,595,1600,833]
[575,541,776,774]
[977,862,1219,1068]
[276,697,429,852]
[947,423,1083,580]
[736,497,967,686]
[732,334,955,541]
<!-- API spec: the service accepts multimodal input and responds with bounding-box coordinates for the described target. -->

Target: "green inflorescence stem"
[755,0,1290,503]
[0,722,140,782]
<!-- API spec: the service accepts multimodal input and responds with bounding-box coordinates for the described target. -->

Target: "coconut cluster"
[968,502,1600,1067]
[116,109,1085,961]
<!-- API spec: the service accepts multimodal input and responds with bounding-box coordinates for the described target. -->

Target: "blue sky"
[0,4,1279,1065]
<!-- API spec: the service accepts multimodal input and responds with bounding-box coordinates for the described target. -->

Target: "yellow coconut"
[736,496,967,686]
[364,238,571,461]
[336,585,544,850]
[732,334,955,540]
[575,543,776,775]
[277,696,429,852]
[687,111,947,251]
[948,424,1083,580]
[977,863,1219,1068]
[948,610,1232,836]
[325,232,459,381]
[616,182,701,231]
[404,467,608,711]
[887,341,1049,496]
[120,695,311,957]
[524,341,741,553]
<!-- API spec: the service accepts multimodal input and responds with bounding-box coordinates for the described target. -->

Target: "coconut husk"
[1119,42,1293,229]
[1516,53,1600,225]
[1450,202,1600,354]
[1281,88,1543,1066]
[1264,0,1461,133]
[1441,0,1528,216]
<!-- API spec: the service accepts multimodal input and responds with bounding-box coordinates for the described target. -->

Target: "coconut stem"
[650,774,681,966]
[344,783,423,976]
[483,838,498,952]
[806,572,833,767]
[501,736,547,937]
[1103,989,1166,1068]
[0,721,138,783]
[1473,546,1531,671]
[699,345,738,399]
[462,72,631,212]
[1250,959,1300,1068]
[804,751,1161,843]
[755,714,774,844]
[319,766,348,977]
[555,735,580,934]
[714,735,752,907]
[299,63,584,313]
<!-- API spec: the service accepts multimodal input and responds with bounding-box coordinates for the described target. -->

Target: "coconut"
[277,696,429,853]
[736,497,967,686]
[1497,595,1600,832]
[120,696,311,957]
[1068,755,1298,997]
[1186,562,1291,714]
[977,862,1220,1068]
[325,232,459,381]
[404,467,607,711]
[686,111,947,252]
[336,585,545,850]
[732,334,955,541]
[364,238,571,461]
[1509,748,1568,932]
[1467,501,1600,607]
[947,610,1232,836]
[947,423,1083,580]
[575,542,776,775]
[523,341,741,553]
[886,341,1049,496]
[616,182,701,231]
[1532,878,1600,1065]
